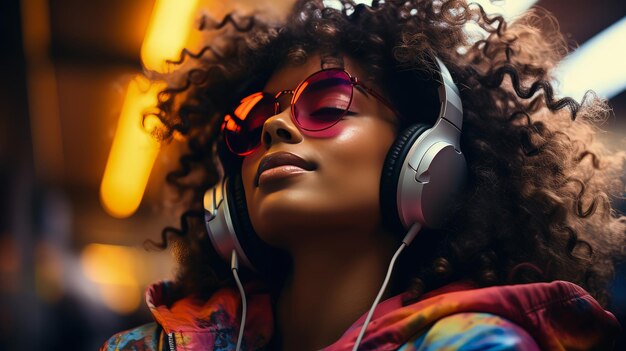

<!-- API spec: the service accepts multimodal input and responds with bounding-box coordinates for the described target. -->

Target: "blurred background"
[0,0,624,350]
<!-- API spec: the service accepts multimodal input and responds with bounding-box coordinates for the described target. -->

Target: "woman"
[102,0,626,350]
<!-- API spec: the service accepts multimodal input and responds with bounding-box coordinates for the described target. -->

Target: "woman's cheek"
[241,159,253,188]
[301,123,347,138]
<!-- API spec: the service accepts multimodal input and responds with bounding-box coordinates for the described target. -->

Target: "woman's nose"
[261,109,303,149]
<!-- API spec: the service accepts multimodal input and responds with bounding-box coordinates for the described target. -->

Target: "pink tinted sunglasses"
[221,68,400,156]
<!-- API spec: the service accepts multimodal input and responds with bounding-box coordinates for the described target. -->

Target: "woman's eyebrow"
[320,54,344,69]
[305,77,350,92]
[354,84,370,97]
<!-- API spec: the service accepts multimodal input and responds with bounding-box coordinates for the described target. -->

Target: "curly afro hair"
[144,0,626,305]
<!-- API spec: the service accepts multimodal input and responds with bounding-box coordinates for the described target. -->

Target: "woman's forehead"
[262,54,369,93]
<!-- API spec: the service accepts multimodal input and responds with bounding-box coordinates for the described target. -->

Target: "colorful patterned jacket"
[101,280,620,350]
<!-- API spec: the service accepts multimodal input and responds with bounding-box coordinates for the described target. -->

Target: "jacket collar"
[145,280,620,350]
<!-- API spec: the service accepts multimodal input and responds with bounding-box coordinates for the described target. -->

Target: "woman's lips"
[255,151,316,187]
[257,165,310,186]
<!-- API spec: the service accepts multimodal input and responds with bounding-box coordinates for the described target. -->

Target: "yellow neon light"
[100,76,164,218]
[141,0,200,72]
[81,243,142,314]
[81,243,137,285]
[101,0,198,217]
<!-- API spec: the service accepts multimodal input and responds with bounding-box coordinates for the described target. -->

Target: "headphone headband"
[434,57,463,131]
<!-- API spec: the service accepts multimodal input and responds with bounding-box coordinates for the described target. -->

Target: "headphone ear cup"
[228,173,290,278]
[229,173,255,248]
[380,123,431,235]
[227,173,265,269]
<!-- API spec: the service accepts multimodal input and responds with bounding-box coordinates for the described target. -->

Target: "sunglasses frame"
[222,68,401,156]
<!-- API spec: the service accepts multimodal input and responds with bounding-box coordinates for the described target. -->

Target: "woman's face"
[240,54,398,249]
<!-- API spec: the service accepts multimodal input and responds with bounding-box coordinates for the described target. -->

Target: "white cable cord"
[231,250,247,351]
[352,222,422,351]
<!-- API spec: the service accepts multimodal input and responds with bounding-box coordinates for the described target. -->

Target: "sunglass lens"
[223,93,275,155]
[293,70,353,131]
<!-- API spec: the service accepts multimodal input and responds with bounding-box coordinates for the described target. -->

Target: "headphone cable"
[352,222,422,351]
[231,222,422,351]
[231,250,247,351]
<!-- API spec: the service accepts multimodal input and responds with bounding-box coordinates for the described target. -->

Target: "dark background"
[0,1,624,350]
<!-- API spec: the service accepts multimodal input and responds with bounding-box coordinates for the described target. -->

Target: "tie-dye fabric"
[101,280,620,350]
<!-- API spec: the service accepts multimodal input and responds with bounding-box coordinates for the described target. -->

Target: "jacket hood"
[145,280,620,350]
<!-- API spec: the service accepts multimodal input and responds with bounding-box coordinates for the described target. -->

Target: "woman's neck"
[275,229,397,351]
